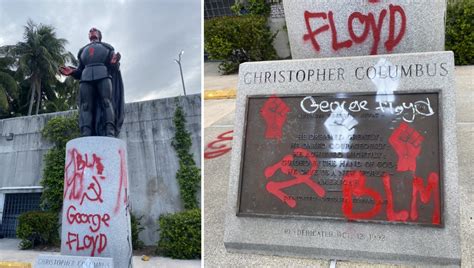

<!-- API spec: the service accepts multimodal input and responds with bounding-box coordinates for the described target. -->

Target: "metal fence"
[1,193,41,238]
[204,0,236,19]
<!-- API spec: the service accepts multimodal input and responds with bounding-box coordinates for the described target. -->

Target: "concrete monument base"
[224,52,461,266]
[61,137,132,268]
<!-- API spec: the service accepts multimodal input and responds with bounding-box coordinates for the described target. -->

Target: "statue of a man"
[60,27,125,137]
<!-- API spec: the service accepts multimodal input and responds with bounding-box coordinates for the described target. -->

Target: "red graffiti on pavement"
[260,95,291,141]
[389,122,424,172]
[115,149,129,214]
[204,130,234,159]
[303,2,406,55]
[64,149,105,205]
[264,148,325,208]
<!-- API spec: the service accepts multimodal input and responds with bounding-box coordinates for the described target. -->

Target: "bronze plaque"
[238,92,442,226]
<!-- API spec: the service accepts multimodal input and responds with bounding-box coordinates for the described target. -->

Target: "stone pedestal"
[282,0,446,59]
[61,137,132,268]
[225,52,461,266]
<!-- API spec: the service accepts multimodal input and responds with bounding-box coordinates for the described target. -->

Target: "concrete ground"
[203,65,474,267]
[0,239,201,268]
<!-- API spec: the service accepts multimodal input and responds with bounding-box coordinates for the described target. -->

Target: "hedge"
[446,0,473,65]
[205,15,277,74]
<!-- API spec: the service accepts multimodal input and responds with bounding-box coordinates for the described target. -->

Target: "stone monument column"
[61,137,132,268]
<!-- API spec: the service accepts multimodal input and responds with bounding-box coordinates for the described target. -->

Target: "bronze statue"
[60,28,124,137]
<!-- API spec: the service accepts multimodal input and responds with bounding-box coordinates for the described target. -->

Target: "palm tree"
[0,55,19,117]
[14,19,73,115]
[43,77,79,113]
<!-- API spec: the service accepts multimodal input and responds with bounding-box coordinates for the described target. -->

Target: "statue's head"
[89,27,102,42]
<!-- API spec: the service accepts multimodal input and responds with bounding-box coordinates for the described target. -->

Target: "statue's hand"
[111,52,121,64]
[59,66,76,76]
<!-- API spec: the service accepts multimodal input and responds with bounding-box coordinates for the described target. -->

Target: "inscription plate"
[238,92,442,226]
[35,254,113,268]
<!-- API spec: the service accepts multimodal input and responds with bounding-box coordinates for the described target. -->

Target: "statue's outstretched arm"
[111,52,121,65]
[59,48,84,79]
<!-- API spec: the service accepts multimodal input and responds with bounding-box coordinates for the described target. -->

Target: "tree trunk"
[35,79,41,115]
[27,76,35,116]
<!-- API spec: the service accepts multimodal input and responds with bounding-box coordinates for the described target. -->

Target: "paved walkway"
[203,62,238,100]
[203,66,474,267]
[0,239,201,268]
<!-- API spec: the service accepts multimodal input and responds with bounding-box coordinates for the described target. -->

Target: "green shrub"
[205,15,277,74]
[231,0,271,16]
[41,113,80,148]
[16,211,59,249]
[131,213,145,250]
[40,114,80,213]
[172,101,200,210]
[156,209,201,259]
[446,0,474,65]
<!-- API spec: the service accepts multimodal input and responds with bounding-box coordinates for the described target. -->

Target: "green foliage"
[41,113,80,148]
[131,213,145,250]
[446,0,474,65]
[40,114,80,212]
[231,0,271,16]
[43,77,79,113]
[176,165,201,210]
[15,19,75,115]
[0,19,77,118]
[0,56,18,117]
[16,211,59,249]
[171,101,200,210]
[158,100,201,259]
[41,147,67,212]
[156,209,201,259]
[204,15,277,74]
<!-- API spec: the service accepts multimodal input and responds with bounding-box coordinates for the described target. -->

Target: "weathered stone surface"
[282,0,446,59]
[225,51,460,266]
[61,137,132,268]
[35,254,113,268]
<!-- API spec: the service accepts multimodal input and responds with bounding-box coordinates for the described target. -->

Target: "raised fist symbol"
[389,122,424,172]
[260,95,291,141]
[264,148,325,208]
[324,106,358,153]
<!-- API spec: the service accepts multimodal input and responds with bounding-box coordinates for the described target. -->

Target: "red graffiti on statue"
[303,1,406,54]
[389,122,424,172]
[63,148,120,256]
[264,148,325,208]
[65,232,107,257]
[260,95,291,141]
[115,149,128,214]
[204,130,234,159]
[64,149,105,205]
[66,205,110,233]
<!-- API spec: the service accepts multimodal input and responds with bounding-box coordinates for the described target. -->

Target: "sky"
[0,0,202,103]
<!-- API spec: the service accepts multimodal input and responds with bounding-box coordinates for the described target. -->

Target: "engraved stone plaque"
[224,52,460,266]
[238,92,441,226]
